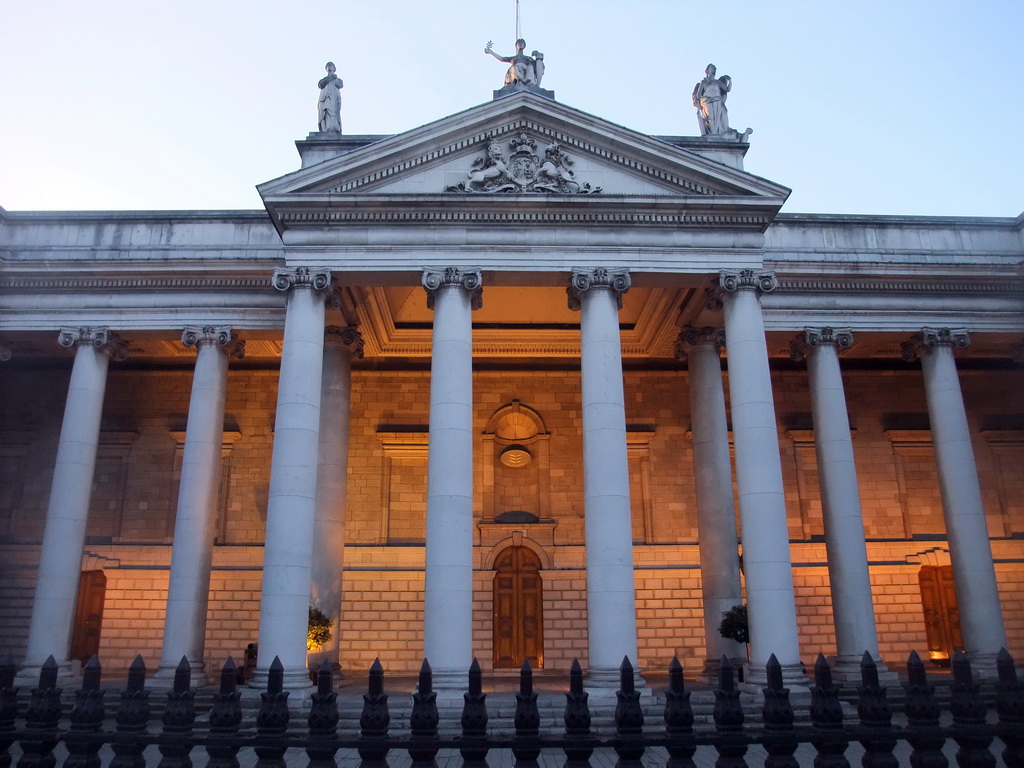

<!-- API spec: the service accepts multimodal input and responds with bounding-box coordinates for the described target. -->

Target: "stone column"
[903,328,1007,673]
[155,327,244,682]
[422,267,481,688]
[20,327,127,680]
[713,270,803,686]
[676,327,745,679]
[791,327,891,683]
[311,325,363,671]
[253,267,335,689]
[568,268,640,687]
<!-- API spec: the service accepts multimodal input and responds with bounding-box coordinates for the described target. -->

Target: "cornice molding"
[777,277,1024,295]
[0,276,274,292]
[318,118,726,197]
[274,208,773,229]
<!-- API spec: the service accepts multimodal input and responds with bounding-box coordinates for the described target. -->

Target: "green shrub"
[718,604,749,645]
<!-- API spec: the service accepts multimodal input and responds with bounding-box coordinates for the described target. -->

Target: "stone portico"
[1,89,1022,690]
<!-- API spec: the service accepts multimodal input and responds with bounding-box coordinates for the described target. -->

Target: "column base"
[959,650,1003,680]
[697,655,749,685]
[427,667,474,697]
[248,665,314,691]
[741,659,808,691]
[584,664,646,693]
[828,653,900,688]
[151,658,208,687]
[15,658,77,687]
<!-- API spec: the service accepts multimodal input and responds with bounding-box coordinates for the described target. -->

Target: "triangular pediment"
[258,92,790,233]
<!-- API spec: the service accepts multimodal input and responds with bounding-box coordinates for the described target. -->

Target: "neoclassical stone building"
[1,89,1022,688]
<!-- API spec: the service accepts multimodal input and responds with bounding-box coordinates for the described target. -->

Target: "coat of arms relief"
[446,133,601,194]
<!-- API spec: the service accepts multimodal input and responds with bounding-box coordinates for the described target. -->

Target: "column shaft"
[918,332,1006,667]
[22,328,125,677]
[157,328,241,680]
[571,269,639,685]
[423,269,480,685]
[717,272,803,685]
[311,327,361,668]
[798,329,887,680]
[681,331,745,676]
[255,270,329,688]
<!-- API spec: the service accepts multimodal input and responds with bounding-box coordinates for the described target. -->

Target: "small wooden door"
[493,547,543,669]
[70,570,106,663]
[919,564,963,666]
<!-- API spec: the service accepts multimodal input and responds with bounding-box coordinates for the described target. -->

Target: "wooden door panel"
[919,564,962,666]
[70,570,106,662]
[493,546,544,668]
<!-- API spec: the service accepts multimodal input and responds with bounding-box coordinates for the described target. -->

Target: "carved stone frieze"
[181,326,245,359]
[675,326,725,360]
[325,325,365,359]
[58,327,129,362]
[272,267,333,293]
[566,268,631,311]
[901,327,971,362]
[446,133,601,194]
[421,268,483,311]
[789,327,854,361]
[706,269,778,310]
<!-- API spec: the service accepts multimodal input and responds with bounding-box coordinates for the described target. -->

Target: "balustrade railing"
[1,647,1023,767]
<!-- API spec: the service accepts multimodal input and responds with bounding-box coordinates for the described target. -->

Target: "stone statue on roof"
[485,38,543,87]
[317,61,344,133]
[692,63,731,136]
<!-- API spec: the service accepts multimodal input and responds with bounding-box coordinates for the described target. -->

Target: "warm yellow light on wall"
[500,444,532,467]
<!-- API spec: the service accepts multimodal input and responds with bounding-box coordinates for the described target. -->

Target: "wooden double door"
[919,565,963,666]
[493,546,544,669]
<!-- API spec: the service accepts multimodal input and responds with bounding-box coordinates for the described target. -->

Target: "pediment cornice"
[259,92,790,234]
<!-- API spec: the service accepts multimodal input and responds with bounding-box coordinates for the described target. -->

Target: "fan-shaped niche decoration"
[483,400,550,521]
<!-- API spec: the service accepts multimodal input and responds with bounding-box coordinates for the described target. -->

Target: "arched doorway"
[493,546,543,668]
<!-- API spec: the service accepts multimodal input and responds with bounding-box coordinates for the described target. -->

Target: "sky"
[1,0,1022,217]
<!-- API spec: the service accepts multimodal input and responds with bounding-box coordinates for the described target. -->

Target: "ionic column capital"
[0,341,11,362]
[790,327,854,361]
[272,267,334,294]
[324,325,365,358]
[566,268,631,311]
[706,269,778,310]
[181,326,245,359]
[58,327,129,361]
[422,267,483,310]
[675,326,725,360]
[901,327,970,362]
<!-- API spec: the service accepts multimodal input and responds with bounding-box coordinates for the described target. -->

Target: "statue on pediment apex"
[317,61,344,133]
[485,38,544,88]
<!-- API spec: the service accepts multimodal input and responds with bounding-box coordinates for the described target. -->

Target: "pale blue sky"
[1,0,1021,216]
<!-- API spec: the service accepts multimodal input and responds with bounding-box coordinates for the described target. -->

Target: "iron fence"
[2,647,1022,768]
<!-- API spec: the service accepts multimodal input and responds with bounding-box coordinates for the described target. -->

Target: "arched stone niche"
[479,401,556,549]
